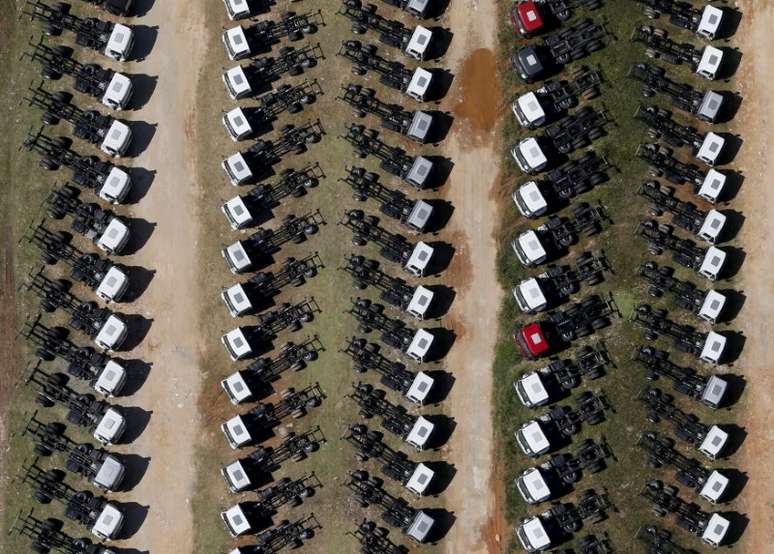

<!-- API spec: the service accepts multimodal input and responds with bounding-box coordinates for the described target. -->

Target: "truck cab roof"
[406,371,434,404]
[221,504,252,537]
[516,420,550,456]
[223,241,253,274]
[407,111,433,143]
[697,209,726,244]
[513,137,548,174]
[100,120,132,157]
[405,510,434,543]
[699,470,729,504]
[94,360,126,397]
[407,285,434,319]
[698,290,726,324]
[223,66,252,100]
[697,6,723,40]
[222,196,254,230]
[223,152,254,186]
[517,467,551,504]
[513,180,548,218]
[696,132,725,166]
[513,92,546,128]
[518,516,552,551]
[405,241,434,276]
[101,72,132,111]
[96,266,129,303]
[93,407,125,445]
[701,375,727,408]
[91,503,124,540]
[223,26,250,60]
[696,46,723,80]
[406,156,433,188]
[512,230,548,266]
[406,200,433,232]
[513,46,545,81]
[94,454,125,491]
[221,371,253,405]
[518,322,550,358]
[698,246,726,281]
[700,331,726,364]
[701,513,730,547]
[516,371,549,407]
[698,425,728,460]
[514,277,548,313]
[224,0,251,20]
[105,24,134,62]
[406,0,429,17]
[221,327,254,361]
[96,217,130,254]
[405,26,432,60]
[223,107,254,141]
[99,167,131,204]
[697,91,724,123]
[222,283,254,317]
[94,315,128,352]
[406,415,434,450]
[406,68,433,102]
[406,328,434,362]
[222,414,253,449]
[697,168,726,203]
[405,462,434,495]
[222,459,252,492]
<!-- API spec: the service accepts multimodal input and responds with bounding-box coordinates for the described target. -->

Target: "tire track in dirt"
[0,226,16,527]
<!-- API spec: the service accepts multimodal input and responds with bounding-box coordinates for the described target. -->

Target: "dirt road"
[110,1,207,551]
[440,0,507,552]
[727,1,774,550]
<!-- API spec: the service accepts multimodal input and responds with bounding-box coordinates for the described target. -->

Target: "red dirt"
[452,48,503,143]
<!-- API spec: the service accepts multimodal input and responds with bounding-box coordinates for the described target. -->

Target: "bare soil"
[725,1,774,549]
[438,0,506,552]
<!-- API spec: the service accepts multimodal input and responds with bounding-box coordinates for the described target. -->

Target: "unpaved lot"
[726,1,774,550]
[439,0,507,552]
[109,1,208,551]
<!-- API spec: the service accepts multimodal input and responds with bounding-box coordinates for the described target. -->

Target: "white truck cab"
[696,91,724,123]
[516,516,552,552]
[221,414,254,449]
[223,107,254,141]
[91,503,125,541]
[221,504,253,538]
[224,0,251,20]
[696,6,724,40]
[223,66,253,100]
[405,26,433,60]
[696,169,727,204]
[221,371,255,405]
[701,513,730,548]
[695,132,725,166]
[404,156,434,189]
[93,407,126,445]
[405,510,435,543]
[101,73,133,111]
[95,266,129,303]
[511,230,548,267]
[700,375,728,409]
[221,327,255,361]
[697,290,726,324]
[404,241,434,276]
[696,46,724,80]
[405,462,434,495]
[95,217,130,255]
[405,68,433,102]
[94,314,129,352]
[406,286,434,320]
[698,425,728,460]
[92,454,126,491]
[406,329,434,363]
[221,196,255,230]
[512,277,548,314]
[98,167,131,205]
[512,92,547,129]
[405,416,434,450]
[699,470,729,504]
[223,26,251,61]
[221,459,253,493]
[511,137,548,175]
[405,200,433,233]
[696,210,726,244]
[222,241,254,274]
[515,420,550,457]
[104,24,135,62]
[699,331,726,365]
[222,152,254,186]
[512,180,548,218]
[93,360,127,397]
[221,283,254,317]
[515,467,551,504]
[405,371,434,404]
[697,246,726,281]
[513,371,550,408]
[406,111,434,143]
[99,120,132,157]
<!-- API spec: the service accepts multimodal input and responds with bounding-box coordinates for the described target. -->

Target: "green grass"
[190,1,451,553]
[492,1,743,552]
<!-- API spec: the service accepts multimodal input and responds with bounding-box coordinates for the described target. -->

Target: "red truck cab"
[510,1,545,38]
[515,322,551,359]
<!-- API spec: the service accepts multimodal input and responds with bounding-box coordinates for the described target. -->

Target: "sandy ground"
[439,0,507,552]
[109,1,207,551]
[726,1,774,550]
